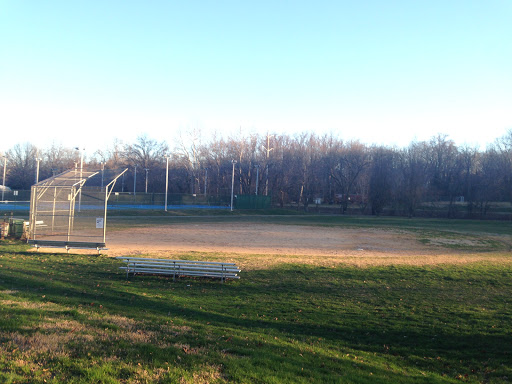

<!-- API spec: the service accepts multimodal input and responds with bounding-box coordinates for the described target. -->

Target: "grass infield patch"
[0,239,511,383]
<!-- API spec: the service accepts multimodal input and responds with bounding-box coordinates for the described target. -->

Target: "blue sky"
[1,1,511,154]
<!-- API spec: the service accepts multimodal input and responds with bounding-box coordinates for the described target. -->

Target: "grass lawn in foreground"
[0,242,512,383]
[0,239,511,383]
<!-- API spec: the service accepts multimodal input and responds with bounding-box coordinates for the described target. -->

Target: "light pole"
[75,147,84,212]
[35,156,41,184]
[79,148,84,211]
[145,168,149,194]
[1,155,6,202]
[100,162,105,191]
[230,160,237,212]
[165,156,170,211]
[262,132,274,196]
[255,165,260,195]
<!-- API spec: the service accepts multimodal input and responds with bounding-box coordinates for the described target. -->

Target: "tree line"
[3,129,512,218]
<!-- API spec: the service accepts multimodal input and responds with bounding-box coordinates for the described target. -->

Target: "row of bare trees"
[3,130,512,217]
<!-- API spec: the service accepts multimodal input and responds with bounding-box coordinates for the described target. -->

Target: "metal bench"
[28,240,107,254]
[116,256,241,283]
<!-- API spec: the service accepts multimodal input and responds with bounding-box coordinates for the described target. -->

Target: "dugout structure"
[28,168,127,253]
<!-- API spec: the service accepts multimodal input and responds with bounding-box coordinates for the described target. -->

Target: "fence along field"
[0,215,511,382]
[26,168,127,253]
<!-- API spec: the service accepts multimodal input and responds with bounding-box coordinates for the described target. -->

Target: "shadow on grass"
[1,253,511,383]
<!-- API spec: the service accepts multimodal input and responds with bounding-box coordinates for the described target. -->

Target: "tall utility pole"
[75,147,84,212]
[79,148,84,212]
[262,132,274,196]
[255,165,260,195]
[230,160,237,211]
[165,156,170,211]
[1,155,6,202]
[145,168,149,194]
[35,156,41,184]
[100,162,105,190]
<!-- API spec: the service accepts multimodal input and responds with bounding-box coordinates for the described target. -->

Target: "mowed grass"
[107,213,512,235]
[1,219,512,383]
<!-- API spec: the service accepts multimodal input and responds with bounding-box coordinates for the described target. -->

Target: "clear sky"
[1,0,511,155]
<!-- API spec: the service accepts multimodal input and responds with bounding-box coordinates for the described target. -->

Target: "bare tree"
[123,135,168,193]
[369,147,396,215]
[475,147,506,216]
[329,141,370,213]
[459,145,480,217]
[94,138,125,169]
[495,129,512,204]
[5,143,38,189]
[426,135,463,217]
[6,129,512,219]
[41,143,78,179]
[174,128,204,194]
[397,142,430,217]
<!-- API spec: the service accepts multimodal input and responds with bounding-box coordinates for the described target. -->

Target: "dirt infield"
[107,223,420,256]
[104,222,505,268]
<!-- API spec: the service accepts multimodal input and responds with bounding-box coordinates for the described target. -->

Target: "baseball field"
[1,215,511,383]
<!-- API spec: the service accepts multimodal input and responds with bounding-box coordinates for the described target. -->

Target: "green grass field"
[105,212,512,234]
[1,216,512,383]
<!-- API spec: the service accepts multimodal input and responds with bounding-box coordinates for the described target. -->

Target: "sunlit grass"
[1,238,511,383]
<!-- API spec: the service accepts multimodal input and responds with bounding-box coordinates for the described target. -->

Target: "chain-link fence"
[28,168,127,248]
[106,191,231,209]
[28,169,103,243]
[0,189,31,214]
